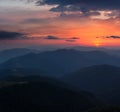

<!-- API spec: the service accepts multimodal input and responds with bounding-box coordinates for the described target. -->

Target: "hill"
[0,76,98,112]
[62,65,120,105]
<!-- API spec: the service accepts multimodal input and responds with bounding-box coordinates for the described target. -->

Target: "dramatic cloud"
[36,0,120,19]
[0,31,26,40]
[37,0,120,11]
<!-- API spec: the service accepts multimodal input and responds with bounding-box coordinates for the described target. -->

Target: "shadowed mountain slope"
[62,65,120,105]
[0,75,99,112]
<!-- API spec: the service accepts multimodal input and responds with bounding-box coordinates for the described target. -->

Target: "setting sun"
[95,43,100,47]
[93,39,102,47]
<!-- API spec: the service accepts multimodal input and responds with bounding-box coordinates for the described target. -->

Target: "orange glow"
[1,8,120,47]
[22,19,120,47]
[95,43,100,47]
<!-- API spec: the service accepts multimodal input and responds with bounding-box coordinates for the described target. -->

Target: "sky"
[1,0,120,49]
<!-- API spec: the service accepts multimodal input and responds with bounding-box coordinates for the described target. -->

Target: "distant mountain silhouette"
[1,49,120,76]
[0,48,34,63]
[62,65,120,105]
[0,76,99,112]
[72,46,106,51]
[72,46,120,57]
[105,49,120,57]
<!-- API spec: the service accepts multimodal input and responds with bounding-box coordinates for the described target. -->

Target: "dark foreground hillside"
[62,65,120,105]
[0,65,120,111]
[0,76,99,112]
[86,105,120,112]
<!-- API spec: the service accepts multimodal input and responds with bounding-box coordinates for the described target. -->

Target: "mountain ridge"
[1,49,120,76]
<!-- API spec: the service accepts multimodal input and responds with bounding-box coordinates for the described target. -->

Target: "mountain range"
[1,49,120,76]
[0,48,120,110]
[71,46,120,57]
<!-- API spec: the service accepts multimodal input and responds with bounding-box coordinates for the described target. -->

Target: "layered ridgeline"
[0,68,120,111]
[0,49,120,76]
[72,46,120,57]
[62,65,120,105]
[0,73,99,112]
[0,49,120,111]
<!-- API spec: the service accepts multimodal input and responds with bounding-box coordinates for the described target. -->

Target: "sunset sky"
[1,0,120,49]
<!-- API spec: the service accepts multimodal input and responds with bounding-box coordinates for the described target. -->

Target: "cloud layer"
[105,36,120,39]
[97,35,120,39]
[37,0,120,11]
[0,31,26,40]
[0,31,79,42]
[36,0,120,19]
[43,35,79,42]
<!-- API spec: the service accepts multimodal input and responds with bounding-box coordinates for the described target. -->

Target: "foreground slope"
[62,65,120,105]
[0,76,98,112]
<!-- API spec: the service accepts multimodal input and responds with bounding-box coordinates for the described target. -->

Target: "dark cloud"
[43,35,79,42]
[0,31,26,40]
[37,0,120,11]
[65,37,80,42]
[69,37,80,39]
[106,36,120,39]
[36,0,120,18]
[97,35,120,39]
[44,35,62,40]
[0,31,79,42]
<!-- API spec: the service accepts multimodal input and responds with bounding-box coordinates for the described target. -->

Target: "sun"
[93,40,101,47]
[95,43,100,47]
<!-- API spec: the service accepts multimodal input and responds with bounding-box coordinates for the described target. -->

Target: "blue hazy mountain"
[0,48,35,63]
[62,65,120,105]
[72,46,120,57]
[1,49,120,76]
[71,46,106,51]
